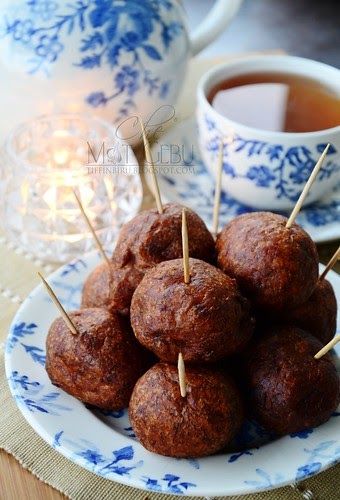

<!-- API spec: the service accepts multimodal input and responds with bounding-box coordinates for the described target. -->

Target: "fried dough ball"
[112,203,216,269]
[216,212,319,313]
[45,308,150,410]
[81,262,144,316]
[86,203,215,316]
[130,258,255,363]
[129,362,244,458]
[269,278,337,345]
[244,325,340,435]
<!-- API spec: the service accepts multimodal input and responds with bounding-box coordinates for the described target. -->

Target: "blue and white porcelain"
[145,116,340,243]
[197,55,340,210]
[4,250,340,496]
[0,0,243,143]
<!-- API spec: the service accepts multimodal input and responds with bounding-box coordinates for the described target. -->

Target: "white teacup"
[197,55,340,210]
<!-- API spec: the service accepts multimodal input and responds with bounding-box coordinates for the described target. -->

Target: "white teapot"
[0,0,243,143]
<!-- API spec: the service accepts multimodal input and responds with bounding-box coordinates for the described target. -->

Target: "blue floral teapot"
[0,0,243,143]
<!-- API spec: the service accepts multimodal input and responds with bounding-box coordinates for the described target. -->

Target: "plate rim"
[4,251,340,497]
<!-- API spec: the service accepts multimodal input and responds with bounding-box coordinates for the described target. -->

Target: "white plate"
[4,252,340,497]
[145,117,340,243]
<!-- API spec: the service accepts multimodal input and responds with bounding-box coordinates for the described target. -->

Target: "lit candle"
[0,114,142,263]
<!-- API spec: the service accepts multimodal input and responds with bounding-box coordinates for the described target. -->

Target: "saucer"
[146,117,340,243]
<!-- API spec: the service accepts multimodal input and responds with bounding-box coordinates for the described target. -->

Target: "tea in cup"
[196,55,340,210]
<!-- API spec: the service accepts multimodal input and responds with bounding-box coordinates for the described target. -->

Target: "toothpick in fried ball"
[129,362,244,458]
[112,203,216,270]
[244,324,340,435]
[216,211,319,313]
[46,307,152,410]
[130,258,255,363]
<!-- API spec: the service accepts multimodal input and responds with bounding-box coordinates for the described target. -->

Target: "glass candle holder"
[0,114,142,263]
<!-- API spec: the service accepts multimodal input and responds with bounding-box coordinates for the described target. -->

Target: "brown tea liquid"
[208,73,340,133]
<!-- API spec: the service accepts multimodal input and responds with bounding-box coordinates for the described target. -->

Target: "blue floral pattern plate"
[4,251,340,497]
[146,117,340,243]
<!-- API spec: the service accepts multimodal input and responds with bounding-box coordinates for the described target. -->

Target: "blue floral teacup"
[197,55,340,210]
[0,0,243,144]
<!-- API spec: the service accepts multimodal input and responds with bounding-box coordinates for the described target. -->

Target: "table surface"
[1,1,340,497]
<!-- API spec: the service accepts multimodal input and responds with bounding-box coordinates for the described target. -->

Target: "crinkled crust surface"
[81,262,144,316]
[131,258,255,362]
[129,362,244,457]
[112,203,216,269]
[216,211,319,312]
[245,325,340,434]
[46,308,148,409]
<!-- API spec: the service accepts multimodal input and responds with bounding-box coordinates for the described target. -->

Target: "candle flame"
[53,148,69,166]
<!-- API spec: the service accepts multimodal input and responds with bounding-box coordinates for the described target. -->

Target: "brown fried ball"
[130,258,255,363]
[112,203,216,269]
[267,278,337,345]
[45,308,150,410]
[81,262,144,316]
[244,325,340,435]
[129,362,244,458]
[216,212,319,313]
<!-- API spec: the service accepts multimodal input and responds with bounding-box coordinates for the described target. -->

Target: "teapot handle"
[190,0,243,56]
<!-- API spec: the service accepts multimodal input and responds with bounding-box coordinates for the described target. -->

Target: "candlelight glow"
[53,130,70,138]
[53,148,70,166]
[70,159,82,169]
[2,113,142,263]
[79,184,95,208]
[42,183,96,224]
[43,185,57,224]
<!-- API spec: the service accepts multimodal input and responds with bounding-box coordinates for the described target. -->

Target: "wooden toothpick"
[73,190,110,267]
[212,138,224,236]
[286,144,330,229]
[319,246,340,281]
[38,272,78,334]
[182,208,190,284]
[140,119,163,215]
[314,335,340,359]
[178,352,187,397]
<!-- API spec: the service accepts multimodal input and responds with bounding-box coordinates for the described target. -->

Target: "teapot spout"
[190,0,243,56]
